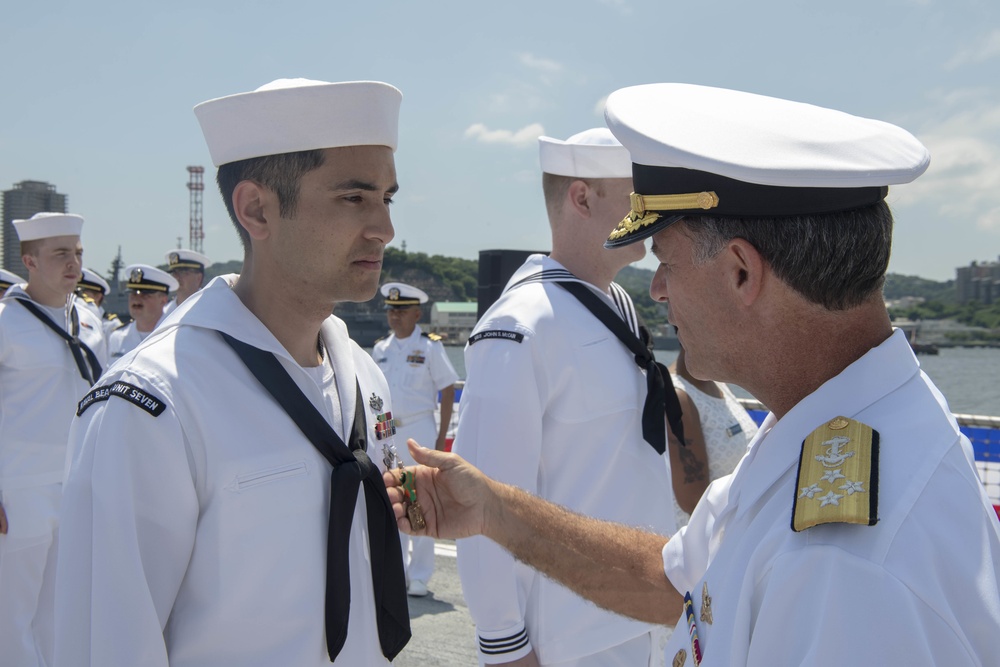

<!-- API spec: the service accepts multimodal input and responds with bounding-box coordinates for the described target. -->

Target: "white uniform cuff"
[662,531,693,596]
[477,623,532,664]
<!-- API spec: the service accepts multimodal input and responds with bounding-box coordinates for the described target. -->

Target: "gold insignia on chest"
[792,416,879,532]
[700,581,713,625]
[672,649,687,667]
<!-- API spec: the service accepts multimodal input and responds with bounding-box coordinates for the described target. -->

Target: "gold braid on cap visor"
[608,191,720,241]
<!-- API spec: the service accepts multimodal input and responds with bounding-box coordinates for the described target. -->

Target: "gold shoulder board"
[423,332,442,341]
[792,416,879,532]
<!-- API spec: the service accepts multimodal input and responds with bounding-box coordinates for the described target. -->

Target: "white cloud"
[593,95,609,117]
[518,53,562,74]
[945,28,1000,69]
[464,122,545,147]
[894,87,1000,231]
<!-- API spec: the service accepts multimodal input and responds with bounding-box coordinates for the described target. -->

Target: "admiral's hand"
[383,439,489,540]
[0,500,7,535]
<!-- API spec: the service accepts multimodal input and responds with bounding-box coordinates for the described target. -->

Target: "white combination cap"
[165,248,212,271]
[13,212,85,242]
[194,78,403,166]
[0,268,23,290]
[380,281,428,307]
[603,83,931,247]
[78,268,110,294]
[125,264,179,293]
[538,128,632,178]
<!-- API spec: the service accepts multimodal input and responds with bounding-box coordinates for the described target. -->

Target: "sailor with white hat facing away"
[385,84,1000,667]
[76,267,122,335]
[107,264,178,359]
[56,78,410,667]
[0,212,107,667]
[452,127,678,667]
[162,248,212,317]
[371,281,459,598]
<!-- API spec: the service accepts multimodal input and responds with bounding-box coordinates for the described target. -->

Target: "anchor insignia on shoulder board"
[815,435,854,468]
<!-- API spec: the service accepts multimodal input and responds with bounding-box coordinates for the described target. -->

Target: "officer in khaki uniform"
[371,281,458,597]
[386,84,1000,667]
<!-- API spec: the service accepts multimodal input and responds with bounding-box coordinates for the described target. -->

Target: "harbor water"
[441,344,1000,417]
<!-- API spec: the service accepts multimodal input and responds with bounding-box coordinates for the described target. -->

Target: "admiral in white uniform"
[0,213,107,667]
[107,264,177,359]
[162,248,211,317]
[371,281,458,597]
[77,267,123,335]
[386,84,1000,667]
[453,129,677,666]
[55,78,411,666]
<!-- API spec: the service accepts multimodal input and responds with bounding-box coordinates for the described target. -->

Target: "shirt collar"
[732,328,920,520]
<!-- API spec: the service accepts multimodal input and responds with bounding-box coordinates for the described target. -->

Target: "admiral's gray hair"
[216,149,326,251]
[681,201,893,311]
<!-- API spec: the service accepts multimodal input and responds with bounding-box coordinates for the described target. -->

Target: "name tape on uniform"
[77,381,167,417]
[467,330,525,346]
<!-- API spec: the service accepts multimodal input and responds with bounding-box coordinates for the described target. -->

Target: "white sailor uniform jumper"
[454,255,677,665]
[661,330,1000,666]
[55,276,401,667]
[0,286,106,667]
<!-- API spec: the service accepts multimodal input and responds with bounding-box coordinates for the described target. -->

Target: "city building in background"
[430,302,478,344]
[957,257,1000,305]
[2,180,67,277]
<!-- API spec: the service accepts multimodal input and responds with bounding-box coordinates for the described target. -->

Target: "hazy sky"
[3,0,998,282]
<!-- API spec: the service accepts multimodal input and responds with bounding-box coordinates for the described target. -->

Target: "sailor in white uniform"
[107,264,177,360]
[0,267,24,296]
[76,267,123,335]
[453,129,677,666]
[55,78,411,667]
[371,281,458,597]
[162,248,211,317]
[0,212,107,667]
[387,84,1000,667]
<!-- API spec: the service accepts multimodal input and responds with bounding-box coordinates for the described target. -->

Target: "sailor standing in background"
[388,84,1000,667]
[0,268,25,296]
[0,212,106,667]
[54,78,410,666]
[107,264,177,360]
[162,248,211,317]
[372,281,458,597]
[76,267,122,335]
[452,129,677,667]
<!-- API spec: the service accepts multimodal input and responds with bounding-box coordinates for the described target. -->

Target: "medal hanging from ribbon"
[371,393,427,530]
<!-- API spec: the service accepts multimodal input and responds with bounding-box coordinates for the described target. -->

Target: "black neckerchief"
[554,281,685,453]
[218,331,410,661]
[15,298,102,384]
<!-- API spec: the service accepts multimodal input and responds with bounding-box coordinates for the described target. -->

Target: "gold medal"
[700,581,713,625]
